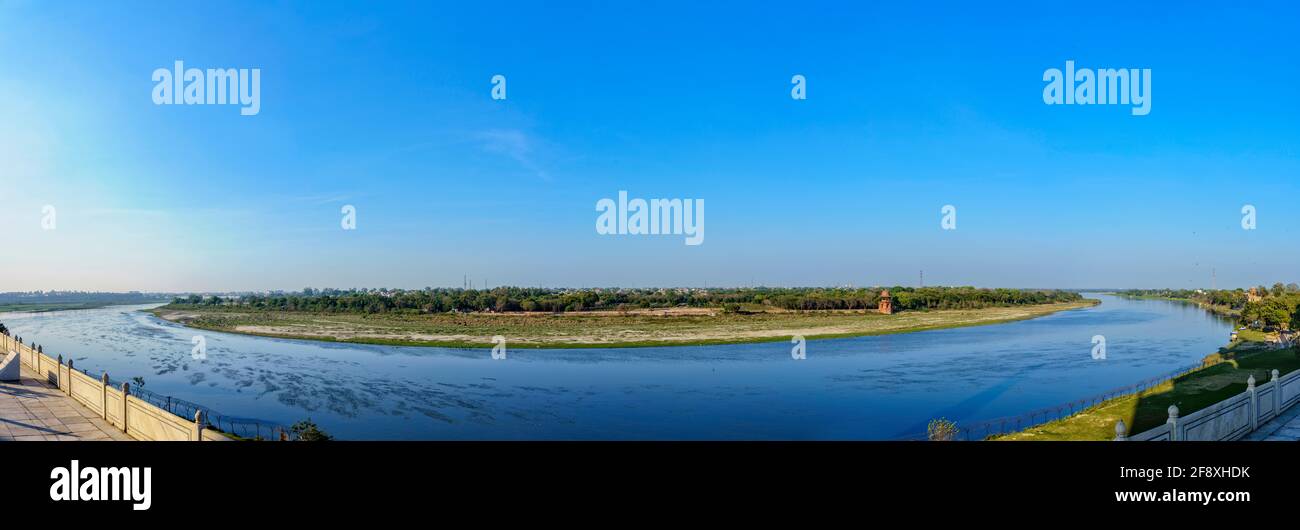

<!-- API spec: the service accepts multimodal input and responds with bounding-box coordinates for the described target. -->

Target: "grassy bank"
[149,299,1098,349]
[998,335,1300,441]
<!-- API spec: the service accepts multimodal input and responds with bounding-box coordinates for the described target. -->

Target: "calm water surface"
[0,294,1231,439]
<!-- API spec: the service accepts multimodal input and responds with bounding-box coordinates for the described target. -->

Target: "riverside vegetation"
[1117,283,1300,327]
[0,291,170,313]
[151,287,1092,349]
[1001,285,1300,441]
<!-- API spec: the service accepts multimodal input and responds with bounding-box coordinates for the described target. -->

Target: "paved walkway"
[0,364,133,441]
[1244,399,1300,441]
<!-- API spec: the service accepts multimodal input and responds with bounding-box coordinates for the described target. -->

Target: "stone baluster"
[193,410,205,441]
[1247,375,1258,431]
[1272,369,1281,418]
[1167,405,1180,441]
[121,382,130,434]
[101,373,110,420]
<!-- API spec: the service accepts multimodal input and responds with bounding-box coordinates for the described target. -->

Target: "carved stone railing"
[1117,368,1300,441]
[1,332,228,441]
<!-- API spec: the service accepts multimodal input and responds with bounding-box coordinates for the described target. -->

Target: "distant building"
[1248,288,1263,303]
[878,290,893,315]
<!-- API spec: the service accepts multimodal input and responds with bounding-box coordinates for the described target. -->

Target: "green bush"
[290,419,333,441]
[927,418,959,441]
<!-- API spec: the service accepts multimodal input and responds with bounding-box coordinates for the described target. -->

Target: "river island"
[149,287,1098,349]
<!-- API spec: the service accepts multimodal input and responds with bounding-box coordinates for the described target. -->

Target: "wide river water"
[0,294,1232,439]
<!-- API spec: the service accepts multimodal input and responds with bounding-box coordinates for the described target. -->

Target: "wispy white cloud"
[474,128,551,181]
[285,192,354,205]
[82,208,170,218]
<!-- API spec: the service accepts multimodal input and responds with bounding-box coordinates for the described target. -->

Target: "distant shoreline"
[149,299,1101,349]
[1111,293,1239,319]
[0,301,170,314]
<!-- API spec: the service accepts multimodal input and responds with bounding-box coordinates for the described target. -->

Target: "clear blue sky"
[1,1,1297,291]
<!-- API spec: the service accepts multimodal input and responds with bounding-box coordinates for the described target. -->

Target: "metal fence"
[9,332,299,440]
[898,357,1223,441]
[100,373,298,441]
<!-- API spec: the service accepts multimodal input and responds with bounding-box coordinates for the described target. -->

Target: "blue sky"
[1,1,1297,291]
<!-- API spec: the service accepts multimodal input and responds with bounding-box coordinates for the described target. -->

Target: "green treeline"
[166,287,1084,314]
[1119,283,1300,330]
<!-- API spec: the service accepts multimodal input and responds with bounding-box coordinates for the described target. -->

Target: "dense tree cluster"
[167,286,1084,315]
[1240,296,1300,330]
[1120,283,1300,331]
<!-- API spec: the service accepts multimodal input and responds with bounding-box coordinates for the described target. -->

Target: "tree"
[1264,307,1290,328]
[289,419,333,441]
[927,418,959,441]
[1246,298,1297,329]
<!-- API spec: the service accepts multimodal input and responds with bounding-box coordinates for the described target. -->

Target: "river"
[0,294,1232,439]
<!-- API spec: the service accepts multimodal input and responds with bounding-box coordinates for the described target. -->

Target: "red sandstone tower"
[878,289,893,315]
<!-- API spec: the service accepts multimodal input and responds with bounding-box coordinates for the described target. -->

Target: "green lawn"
[999,341,1300,441]
[1234,328,1271,343]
